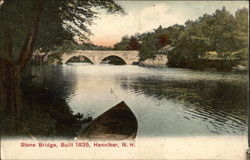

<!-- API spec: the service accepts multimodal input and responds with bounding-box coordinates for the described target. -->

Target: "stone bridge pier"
[61,50,140,65]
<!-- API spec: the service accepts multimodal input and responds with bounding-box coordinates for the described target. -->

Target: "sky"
[88,1,248,47]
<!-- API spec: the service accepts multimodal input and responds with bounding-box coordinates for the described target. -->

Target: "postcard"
[0,0,249,159]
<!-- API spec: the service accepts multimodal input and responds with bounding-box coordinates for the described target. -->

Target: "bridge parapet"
[61,50,139,64]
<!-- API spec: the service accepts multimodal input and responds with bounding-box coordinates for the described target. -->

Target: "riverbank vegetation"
[114,7,248,71]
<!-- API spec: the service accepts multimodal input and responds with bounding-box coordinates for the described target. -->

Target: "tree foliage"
[125,7,248,68]
[114,7,248,69]
[167,7,248,69]
[113,35,140,50]
[113,35,130,50]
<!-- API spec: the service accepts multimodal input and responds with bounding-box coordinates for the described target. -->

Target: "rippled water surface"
[31,64,248,136]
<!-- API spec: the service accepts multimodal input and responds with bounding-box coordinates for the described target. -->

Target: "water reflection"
[125,78,247,134]
[30,64,248,136]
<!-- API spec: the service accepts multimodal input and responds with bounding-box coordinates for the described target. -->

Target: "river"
[30,64,248,137]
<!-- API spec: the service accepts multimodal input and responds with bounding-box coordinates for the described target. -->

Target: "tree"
[157,33,169,48]
[168,12,213,68]
[127,36,140,50]
[113,35,130,50]
[113,34,141,50]
[153,26,170,49]
[233,8,248,60]
[165,24,185,46]
[0,0,124,132]
[212,7,239,60]
[139,26,171,60]
[168,7,248,69]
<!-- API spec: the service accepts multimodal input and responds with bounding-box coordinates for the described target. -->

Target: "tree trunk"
[0,60,21,134]
[18,0,44,72]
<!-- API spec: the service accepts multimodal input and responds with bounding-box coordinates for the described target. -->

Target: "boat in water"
[77,101,138,140]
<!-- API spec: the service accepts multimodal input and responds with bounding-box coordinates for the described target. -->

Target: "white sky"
[89,1,249,47]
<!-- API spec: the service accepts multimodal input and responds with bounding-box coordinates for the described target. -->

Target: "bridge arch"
[61,50,140,64]
[65,55,94,64]
[101,55,127,65]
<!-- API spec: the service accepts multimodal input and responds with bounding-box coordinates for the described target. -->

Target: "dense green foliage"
[113,24,184,60]
[114,7,248,70]
[113,35,140,50]
[168,7,248,69]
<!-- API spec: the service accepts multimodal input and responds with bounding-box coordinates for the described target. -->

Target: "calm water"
[30,64,248,137]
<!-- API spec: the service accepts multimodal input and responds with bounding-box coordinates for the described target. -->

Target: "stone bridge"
[61,50,139,65]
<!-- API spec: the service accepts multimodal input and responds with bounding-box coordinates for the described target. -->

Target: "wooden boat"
[77,101,138,140]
